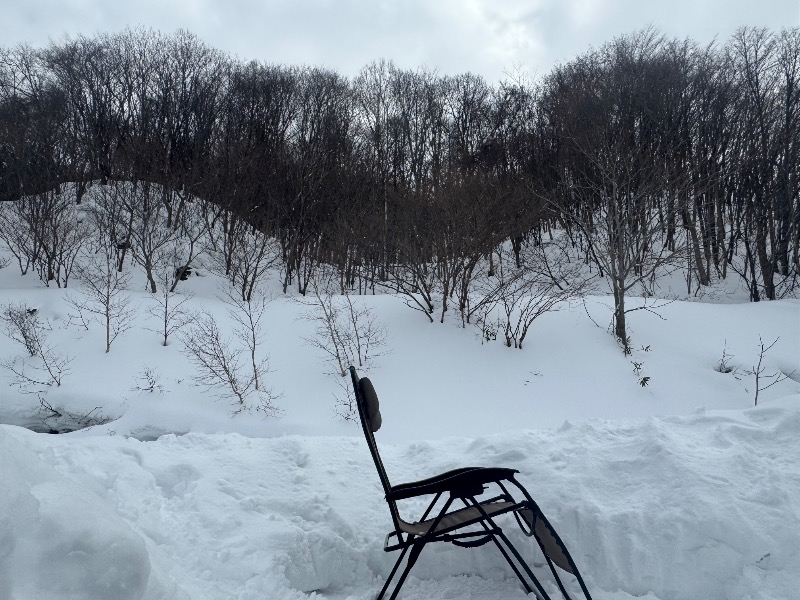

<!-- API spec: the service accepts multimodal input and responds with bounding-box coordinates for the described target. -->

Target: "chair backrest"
[349,367,403,527]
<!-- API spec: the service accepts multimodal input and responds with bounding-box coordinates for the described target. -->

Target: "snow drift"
[1,393,797,600]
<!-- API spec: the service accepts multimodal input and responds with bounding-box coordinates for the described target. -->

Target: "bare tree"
[0,200,37,275]
[301,281,388,377]
[183,313,253,412]
[353,59,398,280]
[279,67,354,295]
[214,215,280,302]
[495,243,592,349]
[220,285,275,395]
[131,366,164,394]
[386,255,437,322]
[40,191,91,287]
[0,191,89,286]
[94,180,177,292]
[181,305,279,416]
[545,31,688,351]
[725,28,800,300]
[384,192,438,322]
[563,162,685,351]
[125,181,178,293]
[744,336,795,406]
[1,302,41,356]
[465,262,513,334]
[1,302,71,390]
[169,196,209,292]
[71,239,136,353]
[147,268,193,346]
[300,279,388,422]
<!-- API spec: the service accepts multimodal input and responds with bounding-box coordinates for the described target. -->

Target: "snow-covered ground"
[0,235,798,599]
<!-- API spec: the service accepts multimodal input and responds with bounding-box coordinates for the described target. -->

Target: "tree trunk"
[613,280,628,352]
[755,218,775,300]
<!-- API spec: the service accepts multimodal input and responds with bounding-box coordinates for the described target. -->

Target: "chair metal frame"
[349,367,594,600]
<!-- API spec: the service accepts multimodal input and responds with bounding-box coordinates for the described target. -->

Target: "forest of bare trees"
[0,26,797,349]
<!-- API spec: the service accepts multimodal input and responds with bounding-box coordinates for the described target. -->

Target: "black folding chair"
[349,367,594,600]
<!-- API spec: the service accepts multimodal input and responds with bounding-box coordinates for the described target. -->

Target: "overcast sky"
[1,0,797,82]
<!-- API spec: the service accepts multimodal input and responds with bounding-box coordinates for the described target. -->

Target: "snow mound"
[0,428,151,600]
[1,395,798,599]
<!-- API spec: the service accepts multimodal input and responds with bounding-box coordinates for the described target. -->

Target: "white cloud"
[0,0,796,82]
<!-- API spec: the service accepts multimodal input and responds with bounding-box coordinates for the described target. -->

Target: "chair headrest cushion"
[358,377,382,433]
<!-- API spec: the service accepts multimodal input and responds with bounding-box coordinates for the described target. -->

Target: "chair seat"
[398,501,517,536]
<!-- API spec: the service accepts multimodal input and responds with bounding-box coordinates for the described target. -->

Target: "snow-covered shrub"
[182,290,280,416]
[301,283,388,377]
[1,302,71,389]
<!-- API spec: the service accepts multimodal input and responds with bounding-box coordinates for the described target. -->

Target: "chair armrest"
[387,467,518,501]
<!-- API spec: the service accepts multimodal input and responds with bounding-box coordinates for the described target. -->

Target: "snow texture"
[0,399,798,599]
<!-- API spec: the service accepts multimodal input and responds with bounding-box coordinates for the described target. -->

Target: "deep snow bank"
[1,395,798,600]
[0,428,151,600]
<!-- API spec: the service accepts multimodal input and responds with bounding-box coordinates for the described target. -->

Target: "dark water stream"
[0,408,112,434]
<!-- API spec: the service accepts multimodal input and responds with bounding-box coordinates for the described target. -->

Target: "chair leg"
[486,531,537,597]
[469,516,538,598]
[464,497,553,600]
[496,530,554,600]
[385,541,425,600]
[377,545,411,600]
[541,553,573,600]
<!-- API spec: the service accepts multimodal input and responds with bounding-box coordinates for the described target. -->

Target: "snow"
[0,223,799,598]
[1,402,798,599]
